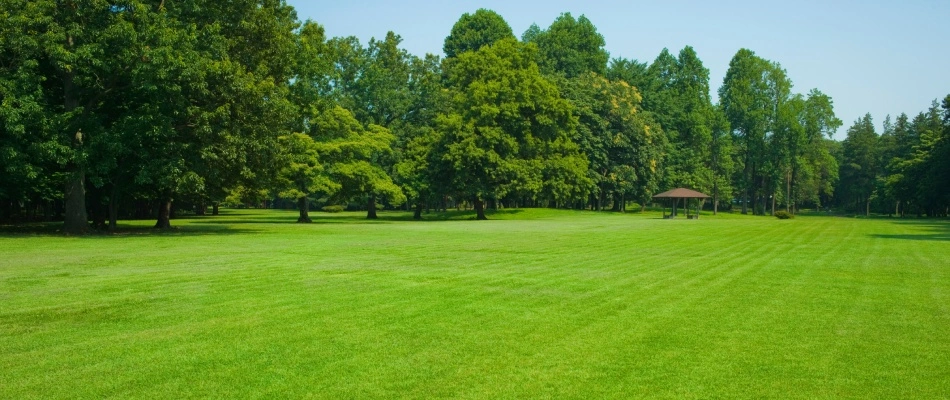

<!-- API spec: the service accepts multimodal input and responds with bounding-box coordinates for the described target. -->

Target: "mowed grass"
[1,209,948,399]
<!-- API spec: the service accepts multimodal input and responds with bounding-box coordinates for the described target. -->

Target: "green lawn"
[1,209,948,399]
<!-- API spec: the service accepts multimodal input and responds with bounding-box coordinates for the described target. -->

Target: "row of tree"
[1,3,947,233]
[838,101,950,217]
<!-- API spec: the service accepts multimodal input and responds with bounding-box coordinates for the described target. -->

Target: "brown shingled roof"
[653,188,710,199]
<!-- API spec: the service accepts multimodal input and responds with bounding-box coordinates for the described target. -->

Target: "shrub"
[322,205,344,213]
[774,210,794,219]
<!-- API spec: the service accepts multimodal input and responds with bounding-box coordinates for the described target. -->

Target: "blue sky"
[288,0,950,140]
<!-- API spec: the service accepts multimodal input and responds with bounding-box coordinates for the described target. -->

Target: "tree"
[323,32,413,218]
[839,114,879,215]
[792,89,841,212]
[310,106,405,218]
[607,58,651,94]
[667,47,717,196]
[890,100,950,216]
[709,106,735,214]
[443,9,514,59]
[393,54,447,219]
[559,73,663,211]
[719,49,781,215]
[0,0,171,233]
[434,38,586,219]
[0,0,299,232]
[523,13,609,78]
[276,133,337,223]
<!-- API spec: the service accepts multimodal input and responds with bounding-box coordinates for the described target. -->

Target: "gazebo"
[653,188,710,219]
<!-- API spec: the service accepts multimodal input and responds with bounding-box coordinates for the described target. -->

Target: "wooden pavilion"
[653,188,710,219]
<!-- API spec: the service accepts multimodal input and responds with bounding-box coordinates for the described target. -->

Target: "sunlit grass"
[1,209,948,398]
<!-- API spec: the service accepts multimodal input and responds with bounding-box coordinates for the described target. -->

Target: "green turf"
[1,209,948,399]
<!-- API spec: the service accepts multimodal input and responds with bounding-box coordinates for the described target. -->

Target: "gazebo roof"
[653,188,710,199]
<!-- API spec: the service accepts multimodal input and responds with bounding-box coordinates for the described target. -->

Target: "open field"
[1,209,948,398]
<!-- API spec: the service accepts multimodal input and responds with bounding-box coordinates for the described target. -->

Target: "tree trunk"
[212,202,220,216]
[63,170,88,234]
[297,197,312,223]
[196,201,206,216]
[413,201,423,220]
[155,198,172,229]
[62,63,88,234]
[786,171,792,213]
[367,195,378,219]
[741,158,751,215]
[108,185,118,232]
[474,198,487,220]
[866,197,870,217]
[89,187,106,231]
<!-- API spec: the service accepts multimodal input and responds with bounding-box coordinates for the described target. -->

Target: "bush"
[774,210,794,219]
[322,205,344,213]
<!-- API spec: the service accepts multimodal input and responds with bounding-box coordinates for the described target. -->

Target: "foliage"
[321,205,344,213]
[773,210,794,219]
[442,9,515,59]
[434,38,588,218]
[1,5,945,228]
[309,106,405,210]
[523,13,609,78]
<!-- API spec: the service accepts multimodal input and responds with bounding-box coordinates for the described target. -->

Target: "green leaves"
[435,38,587,209]
[524,13,609,78]
[443,9,515,59]
[310,106,405,207]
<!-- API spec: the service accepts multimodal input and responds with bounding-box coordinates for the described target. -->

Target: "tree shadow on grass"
[0,221,264,238]
[869,219,950,242]
[0,209,530,236]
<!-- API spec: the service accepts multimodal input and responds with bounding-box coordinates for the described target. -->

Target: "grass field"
[1,209,948,399]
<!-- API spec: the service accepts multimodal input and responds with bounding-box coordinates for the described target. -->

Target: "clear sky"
[287,0,950,140]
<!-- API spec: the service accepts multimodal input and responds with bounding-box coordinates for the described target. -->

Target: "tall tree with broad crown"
[434,38,586,219]
[443,9,515,59]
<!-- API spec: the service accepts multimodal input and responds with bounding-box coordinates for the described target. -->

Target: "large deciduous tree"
[443,9,515,59]
[719,49,785,215]
[434,38,587,219]
[522,13,609,78]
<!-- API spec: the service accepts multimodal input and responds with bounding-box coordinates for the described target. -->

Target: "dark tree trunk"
[62,65,88,234]
[786,171,792,213]
[741,157,751,215]
[212,202,220,216]
[64,171,88,234]
[367,195,378,219]
[108,185,118,232]
[91,198,106,231]
[413,201,423,220]
[155,198,172,229]
[297,197,312,223]
[196,201,206,216]
[474,198,487,220]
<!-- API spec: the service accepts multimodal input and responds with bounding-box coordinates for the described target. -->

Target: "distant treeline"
[1,4,948,231]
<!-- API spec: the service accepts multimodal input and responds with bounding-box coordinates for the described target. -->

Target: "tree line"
[1,3,947,233]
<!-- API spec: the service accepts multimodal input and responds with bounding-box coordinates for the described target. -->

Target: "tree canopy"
[1,6,947,229]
